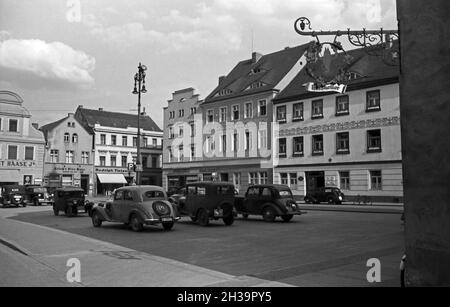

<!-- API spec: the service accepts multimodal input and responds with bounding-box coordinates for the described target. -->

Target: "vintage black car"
[90,186,179,232]
[52,187,91,217]
[175,182,235,226]
[0,185,27,207]
[304,187,345,205]
[25,185,53,206]
[234,184,304,222]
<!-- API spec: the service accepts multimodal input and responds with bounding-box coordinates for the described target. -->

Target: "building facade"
[163,45,309,194]
[272,47,403,202]
[40,113,95,195]
[75,106,163,196]
[0,91,45,187]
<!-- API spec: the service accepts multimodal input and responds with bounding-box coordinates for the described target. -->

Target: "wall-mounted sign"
[23,175,33,185]
[95,167,133,174]
[0,160,36,168]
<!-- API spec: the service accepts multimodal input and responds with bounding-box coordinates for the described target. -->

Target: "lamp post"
[132,62,147,185]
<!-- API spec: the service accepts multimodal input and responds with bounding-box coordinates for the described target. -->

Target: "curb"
[296,204,403,214]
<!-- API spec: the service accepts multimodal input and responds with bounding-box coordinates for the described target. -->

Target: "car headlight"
[339,196,342,200]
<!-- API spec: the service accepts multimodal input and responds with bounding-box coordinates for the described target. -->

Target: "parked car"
[25,185,53,206]
[168,187,186,206]
[234,184,304,222]
[304,187,345,205]
[53,187,91,217]
[90,185,179,232]
[175,182,235,226]
[0,185,27,207]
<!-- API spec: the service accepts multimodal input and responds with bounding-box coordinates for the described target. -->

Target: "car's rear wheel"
[130,214,144,232]
[223,214,234,226]
[262,207,276,223]
[197,209,209,227]
[281,214,294,222]
[53,205,59,216]
[92,211,102,227]
[162,222,174,231]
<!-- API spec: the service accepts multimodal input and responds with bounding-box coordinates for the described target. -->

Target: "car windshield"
[217,186,234,195]
[33,188,47,193]
[278,189,293,198]
[142,190,166,200]
[61,191,84,198]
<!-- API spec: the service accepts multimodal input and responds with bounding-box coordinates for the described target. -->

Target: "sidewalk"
[0,207,290,287]
[295,202,403,214]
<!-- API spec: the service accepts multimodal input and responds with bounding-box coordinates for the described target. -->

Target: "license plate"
[162,217,172,222]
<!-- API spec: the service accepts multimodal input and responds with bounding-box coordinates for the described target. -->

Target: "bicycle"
[352,194,372,206]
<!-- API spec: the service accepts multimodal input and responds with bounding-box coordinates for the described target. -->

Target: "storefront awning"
[97,174,128,184]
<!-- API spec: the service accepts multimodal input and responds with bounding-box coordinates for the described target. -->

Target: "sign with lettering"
[95,167,134,174]
[0,160,36,168]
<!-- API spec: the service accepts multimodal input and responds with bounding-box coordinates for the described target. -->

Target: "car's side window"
[187,186,196,195]
[114,191,124,201]
[197,187,206,196]
[247,187,258,196]
[124,191,133,201]
[262,188,272,197]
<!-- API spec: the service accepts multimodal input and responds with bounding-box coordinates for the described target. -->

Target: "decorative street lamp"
[132,62,147,185]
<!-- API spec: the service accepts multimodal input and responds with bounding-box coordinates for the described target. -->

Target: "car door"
[120,190,135,222]
[258,187,273,212]
[243,187,258,214]
[184,185,197,216]
[111,190,124,221]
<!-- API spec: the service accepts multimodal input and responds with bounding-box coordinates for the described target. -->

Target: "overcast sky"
[0,0,397,128]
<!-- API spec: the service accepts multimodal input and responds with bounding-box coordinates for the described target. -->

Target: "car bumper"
[144,216,180,225]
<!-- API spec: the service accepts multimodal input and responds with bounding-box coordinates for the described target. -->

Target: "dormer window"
[217,89,232,96]
[245,81,266,91]
[346,71,363,81]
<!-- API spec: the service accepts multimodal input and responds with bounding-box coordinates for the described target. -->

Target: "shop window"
[280,173,288,185]
[370,170,382,190]
[340,171,350,190]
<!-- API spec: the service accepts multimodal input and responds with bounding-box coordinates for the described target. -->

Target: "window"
[132,156,137,164]
[367,130,382,153]
[190,145,196,160]
[169,126,174,139]
[8,119,18,132]
[336,95,349,115]
[280,173,288,185]
[111,135,117,145]
[260,172,268,184]
[64,133,70,143]
[232,105,240,120]
[109,155,116,167]
[142,155,148,167]
[122,136,128,146]
[312,135,324,155]
[218,89,232,96]
[178,126,184,137]
[190,107,197,115]
[245,132,251,151]
[8,145,18,160]
[190,123,195,137]
[207,110,214,123]
[178,145,184,162]
[293,103,304,121]
[278,138,287,157]
[245,103,253,119]
[290,173,298,186]
[312,100,324,119]
[50,150,59,163]
[179,109,185,117]
[100,134,106,145]
[249,172,258,185]
[168,147,173,163]
[340,171,350,190]
[65,151,74,164]
[99,156,106,166]
[233,173,241,187]
[258,100,267,116]
[0,118,2,130]
[25,146,34,160]
[221,134,227,153]
[152,138,157,146]
[72,134,78,143]
[206,136,214,153]
[258,130,267,149]
[370,170,382,190]
[151,156,158,168]
[219,107,227,122]
[81,152,89,164]
[336,132,350,154]
[133,137,137,147]
[169,111,175,119]
[233,133,238,152]
[121,156,128,167]
[367,90,381,111]
[276,105,287,123]
[293,137,304,156]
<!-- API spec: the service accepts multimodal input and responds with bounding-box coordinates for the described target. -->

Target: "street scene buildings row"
[162,44,403,202]
[0,93,163,196]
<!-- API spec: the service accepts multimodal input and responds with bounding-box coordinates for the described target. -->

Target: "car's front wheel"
[92,211,103,227]
[162,222,174,231]
[262,207,276,223]
[34,199,39,206]
[197,209,209,227]
[281,215,294,222]
[223,214,234,226]
[130,214,144,232]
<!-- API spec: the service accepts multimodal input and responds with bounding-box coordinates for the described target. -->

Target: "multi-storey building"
[272,46,403,203]
[162,88,202,191]
[75,106,163,195]
[163,45,309,193]
[40,113,95,195]
[0,91,45,187]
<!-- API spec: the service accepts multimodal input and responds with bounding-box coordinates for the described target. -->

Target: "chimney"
[98,108,103,111]
[78,105,84,109]
[252,52,263,63]
[68,113,74,117]
[32,123,39,130]
[219,76,226,85]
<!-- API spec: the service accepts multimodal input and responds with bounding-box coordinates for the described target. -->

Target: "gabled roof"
[75,107,162,132]
[40,115,92,139]
[273,44,400,103]
[203,44,310,104]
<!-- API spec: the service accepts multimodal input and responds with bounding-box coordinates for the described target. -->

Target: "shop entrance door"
[306,171,325,195]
